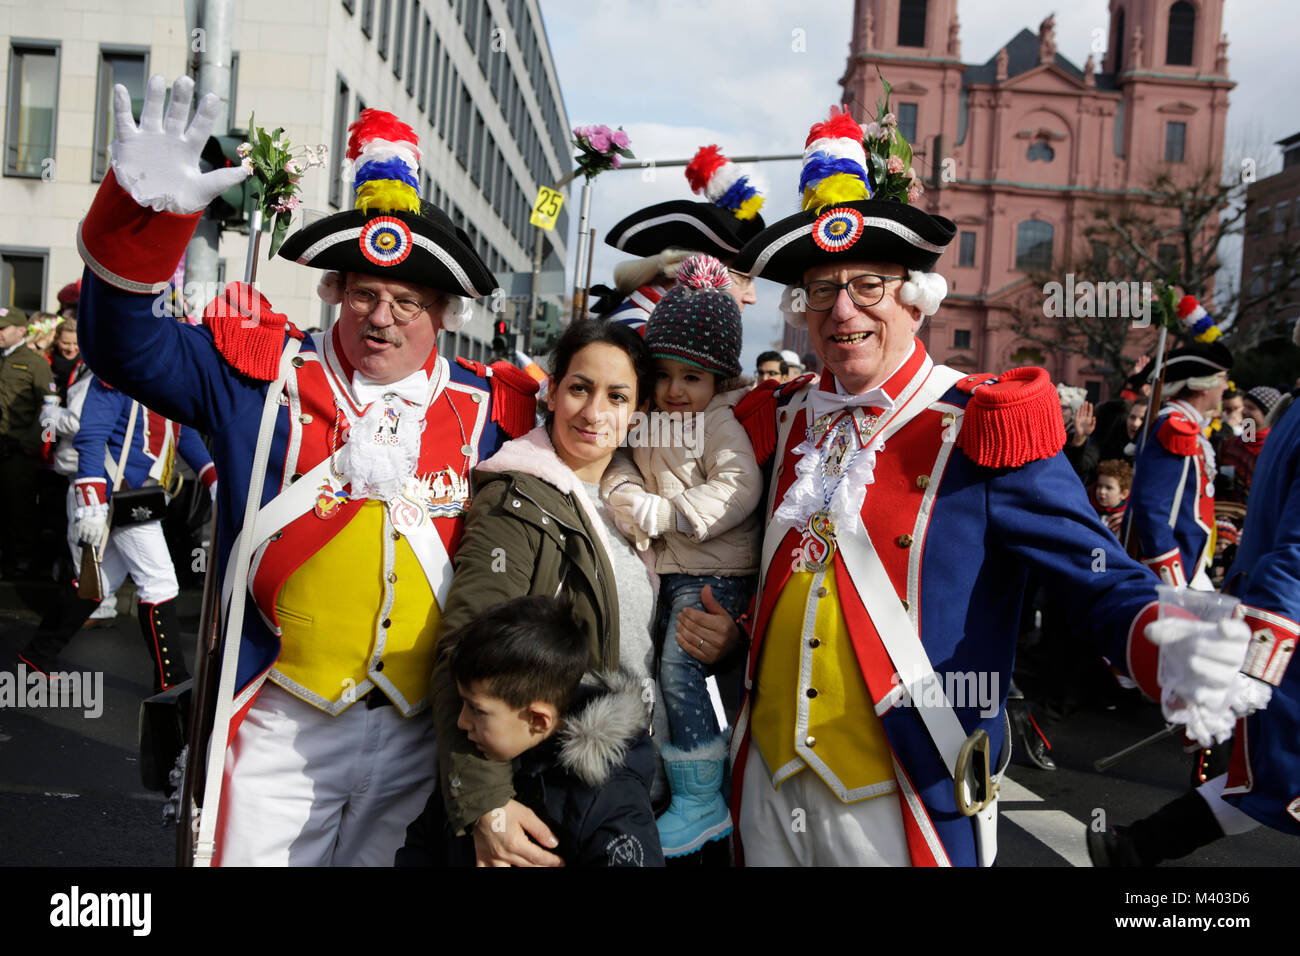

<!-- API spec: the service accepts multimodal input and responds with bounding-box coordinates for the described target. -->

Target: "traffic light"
[491,318,512,357]
[201,134,254,226]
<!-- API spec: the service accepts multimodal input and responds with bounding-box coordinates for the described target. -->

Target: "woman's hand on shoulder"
[473,799,564,867]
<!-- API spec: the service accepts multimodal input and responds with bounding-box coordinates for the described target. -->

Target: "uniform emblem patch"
[812,207,864,253]
[1288,796,1300,823]
[359,216,414,267]
[605,833,645,867]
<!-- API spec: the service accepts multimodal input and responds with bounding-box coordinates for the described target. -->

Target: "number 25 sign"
[529,186,564,231]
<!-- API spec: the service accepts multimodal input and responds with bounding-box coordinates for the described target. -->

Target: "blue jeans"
[657,573,754,749]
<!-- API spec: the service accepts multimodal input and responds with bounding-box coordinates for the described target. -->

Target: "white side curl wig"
[317,270,469,331]
[780,269,948,329]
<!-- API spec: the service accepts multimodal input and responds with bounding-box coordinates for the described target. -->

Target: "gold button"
[941,413,956,427]
[387,572,397,583]
[916,474,930,489]
[896,533,913,548]
[291,356,305,368]
[270,531,283,541]
[382,618,392,628]
[815,587,828,598]
[392,531,401,540]
[806,687,818,698]
[808,638,820,648]
[805,736,816,747]
[901,599,910,611]
[471,393,483,403]
[290,473,302,484]
[299,414,312,424]
[776,464,784,476]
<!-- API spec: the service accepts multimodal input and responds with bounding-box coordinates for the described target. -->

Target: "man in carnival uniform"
[19,374,215,692]
[595,145,766,333]
[1124,327,1233,591]
[724,106,1266,866]
[75,76,535,865]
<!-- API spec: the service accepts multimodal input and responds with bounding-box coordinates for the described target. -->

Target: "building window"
[5,44,59,178]
[379,0,392,58]
[958,231,976,267]
[418,15,431,110]
[394,0,406,78]
[478,9,493,77]
[342,0,355,12]
[361,0,375,36]
[406,0,419,95]
[1015,220,1054,272]
[92,47,148,182]
[456,86,471,168]
[1275,201,1290,234]
[1165,122,1186,163]
[329,75,350,208]
[1157,244,1179,274]
[953,328,971,349]
[897,103,918,144]
[1166,1,1196,66]
[1091,240,1109,271]
[1026,141,1054,162]
[1249,264,1266,296]
[897,0,928,48]
[470,109,484,185]
[0,247,48,313]
[1255,205,1271,238]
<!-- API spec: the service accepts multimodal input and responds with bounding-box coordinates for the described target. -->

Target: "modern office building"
[0,0,570,360]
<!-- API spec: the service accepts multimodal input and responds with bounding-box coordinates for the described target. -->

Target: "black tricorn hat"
[604,199,766,261]
[277,203,496,297]
[731,199,957,286]
[1162,341,1234,381]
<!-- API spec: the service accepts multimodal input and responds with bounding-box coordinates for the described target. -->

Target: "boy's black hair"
[755,350,788,375]
[448,595,589,714]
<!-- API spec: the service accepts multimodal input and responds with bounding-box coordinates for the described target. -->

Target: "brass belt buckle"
[954,729,999,817]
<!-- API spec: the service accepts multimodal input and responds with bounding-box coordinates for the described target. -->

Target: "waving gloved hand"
[110,74,250,214]
[605,483,661,551]
[1146,616,1269,746]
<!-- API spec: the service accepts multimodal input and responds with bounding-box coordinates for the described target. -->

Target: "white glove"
[605,483,654,551]
[110,74,251,214]
[39,404,66,433]
[73,503,110,546]
[1147,616,1261,746]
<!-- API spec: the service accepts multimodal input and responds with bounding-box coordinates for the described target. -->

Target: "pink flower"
[285,159,301,175]
[241,157,253,173]
[236,142,251,157]
[586,126,612,153]
[881,112,897,127]
[863,122,881,140]
[611,129,630,149]
[886,156,904,175]
[907,184,923,204]
[610,153,622,169]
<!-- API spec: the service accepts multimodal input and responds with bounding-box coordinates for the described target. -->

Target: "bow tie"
[806,385,895,429]
[351,368,430,408]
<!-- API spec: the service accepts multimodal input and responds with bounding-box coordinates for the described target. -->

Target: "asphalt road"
[0,580,1296,868]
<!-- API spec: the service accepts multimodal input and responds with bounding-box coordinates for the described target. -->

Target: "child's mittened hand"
[631,493,673,538]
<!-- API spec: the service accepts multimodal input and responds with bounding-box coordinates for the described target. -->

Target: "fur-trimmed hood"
[556,670,653,788]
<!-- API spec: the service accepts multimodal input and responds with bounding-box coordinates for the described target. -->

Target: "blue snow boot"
[656,736,733,858]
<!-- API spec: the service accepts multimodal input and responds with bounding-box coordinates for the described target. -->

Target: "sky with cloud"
[537,0,1300,371]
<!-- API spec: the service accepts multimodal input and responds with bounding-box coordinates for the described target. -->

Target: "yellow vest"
[750,567,895,801]
[273,500,441,714]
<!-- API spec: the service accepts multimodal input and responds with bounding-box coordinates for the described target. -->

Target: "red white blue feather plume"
[685,145,766,221]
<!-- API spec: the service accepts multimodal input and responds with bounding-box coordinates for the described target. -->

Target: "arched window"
[1112,8,1125,73]
[1027,141,1055,162]
[898,0,928,48]
[1015,220,1054,272]
[1166,1,1196,66]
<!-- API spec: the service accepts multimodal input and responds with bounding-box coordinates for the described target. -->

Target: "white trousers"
[214,682,438,867]
[738,741,911,866]
[65,486,177,605]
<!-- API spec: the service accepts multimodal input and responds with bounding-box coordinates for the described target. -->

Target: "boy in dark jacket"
[397,595,664,867]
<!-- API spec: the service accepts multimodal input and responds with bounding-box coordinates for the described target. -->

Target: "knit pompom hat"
[643,255,743,378]
[1245,385,1282,416]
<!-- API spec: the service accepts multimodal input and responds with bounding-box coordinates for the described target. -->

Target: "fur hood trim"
[476,425,612,554]
[558,670,652,788]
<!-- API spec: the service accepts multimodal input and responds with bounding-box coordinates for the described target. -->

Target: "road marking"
[1002,809,1091,867]
[997,775,1044,803]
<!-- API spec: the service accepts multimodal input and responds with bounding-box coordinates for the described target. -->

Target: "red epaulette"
[954,367,1066,468]
[483,359,540,438]
[1156,413,1201,456]
[733,379,781,465]
[202,282,303,381]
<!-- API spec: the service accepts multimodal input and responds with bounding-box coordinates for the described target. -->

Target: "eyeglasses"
[801,274,905,312]
[727,269,755,290]
[344,288,434,323]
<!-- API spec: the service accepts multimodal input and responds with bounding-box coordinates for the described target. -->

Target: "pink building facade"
[811,0,1235,401]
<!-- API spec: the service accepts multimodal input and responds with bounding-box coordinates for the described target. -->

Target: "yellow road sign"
[530,186,564,231]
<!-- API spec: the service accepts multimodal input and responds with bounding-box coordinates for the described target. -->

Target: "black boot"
[137,599,191,694]
[18,591,101,675]
[1008,698,1057,770]
[1088,790,1224,867]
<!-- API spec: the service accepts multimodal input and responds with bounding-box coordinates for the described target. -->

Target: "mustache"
[361,323,403,346]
